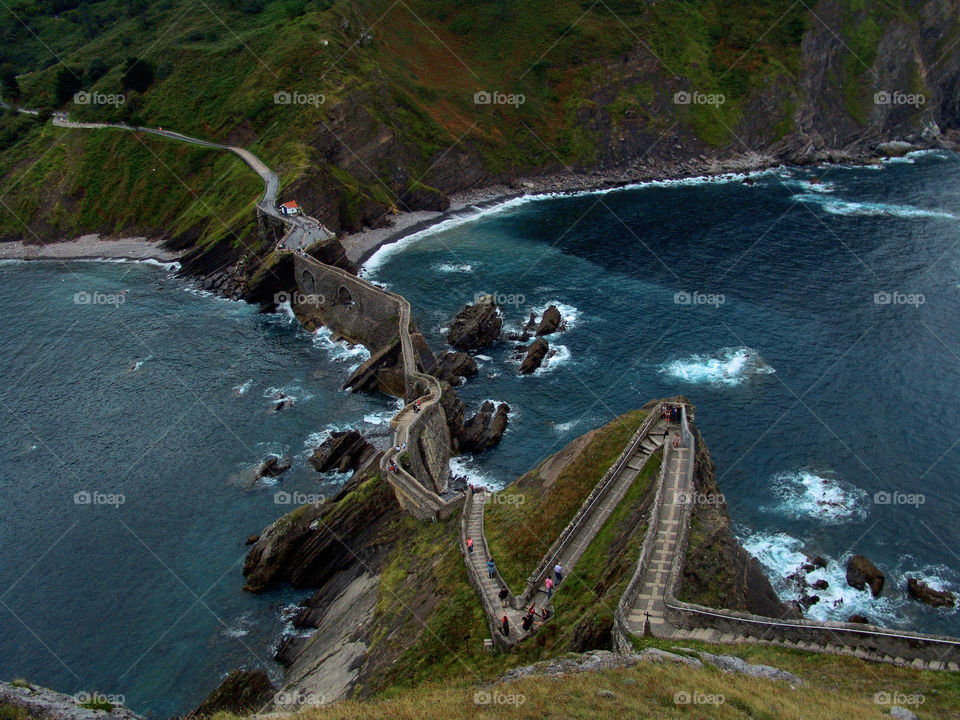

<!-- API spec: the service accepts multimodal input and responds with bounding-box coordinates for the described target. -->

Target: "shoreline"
[0,234,181,264]
[341,142,957,270]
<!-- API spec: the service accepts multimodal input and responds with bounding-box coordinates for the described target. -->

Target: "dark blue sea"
[1,150,958,715]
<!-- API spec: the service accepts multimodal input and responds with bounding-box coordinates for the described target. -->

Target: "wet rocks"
[520,338,549,374]
[459,401,510,453]
[271,391,295,412]
[433,351,479,385]
[811,579,829,591]
[535,305,562,336]
[309,430,377,474]
[848,614,870,624]
[846,554,885,597]
[906,577,956,607]
[254,454,291,480]
[877,140,913,157]
[447,296,502,351]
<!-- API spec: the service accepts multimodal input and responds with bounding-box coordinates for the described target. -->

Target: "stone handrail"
[517,405,664,605]
[612,439,672,652]
[649,412,960,667]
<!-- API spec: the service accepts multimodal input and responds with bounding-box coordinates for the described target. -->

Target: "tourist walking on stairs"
[499,587,509,608]
[554,562,563,584]
[466,536,474,555]
[501,615,510,637]
[544,577,554,598]
[487,558,497,579]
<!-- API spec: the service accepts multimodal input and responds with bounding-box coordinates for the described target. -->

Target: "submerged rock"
[520,338,549,374]
[907,577,956,607]
[846,554,885,597]
[447,296,502,351]
[272,393,295,412]
[255,454,291,479]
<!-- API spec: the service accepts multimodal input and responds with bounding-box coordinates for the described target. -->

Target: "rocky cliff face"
[679,422,800,619]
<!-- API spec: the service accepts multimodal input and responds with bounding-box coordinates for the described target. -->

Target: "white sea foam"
[73,257,181,272]
[312,327,371,366]
[528,301,582,333]
[740,531,901,624]
[553,419,582,433]
[129,355,152,372]
[661,347,774,386]
[793,193,956,219]
[532,344,572,375]
[220,611,252,638]
[233,379,253,396]
[768,468,868,524]
[435,262,474,273]
[474,354,493,362]
[264,385,312,405]
[449,455,503,490]
[274,299,297,323]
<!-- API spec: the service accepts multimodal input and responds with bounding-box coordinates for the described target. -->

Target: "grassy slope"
[215,637,959,719]
[0,0,815,246]
[484,409,647,592]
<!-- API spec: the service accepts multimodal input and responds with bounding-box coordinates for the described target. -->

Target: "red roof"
[281,201,299,209]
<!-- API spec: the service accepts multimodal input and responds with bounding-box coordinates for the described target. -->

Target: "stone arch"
[337,285,354,306]
[300,269,317,295]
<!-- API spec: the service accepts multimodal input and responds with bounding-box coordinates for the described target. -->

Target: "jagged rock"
[878,140,912,157]
[907,577,956,607]
[459,401,510,453]
[447,296,502,351]
[848,614,870,624]
[343,341,404,396]
[695,651,803,686]
[441,386,466,444]
[255,454,291,479]
[811,579,829,591]
[801,563,816,573]
[638,648,701,667]
[535,305,562,336]
[0,681,143,720]
[520,338,549,374]
[810,555,828,569]
[846,554,885,597]
[192,670,276,716]
[433,351,479,385]
[799,593,820,608]
[308,431,376,474]
[410,332,437,375]
[245,534,260,545]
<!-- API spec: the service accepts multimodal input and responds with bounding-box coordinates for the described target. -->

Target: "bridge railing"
[657,419,960,666]
[517,404,664,606]
[612,438,673,651]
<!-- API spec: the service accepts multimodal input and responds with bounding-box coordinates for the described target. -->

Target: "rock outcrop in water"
[535,305,563,336]
[432,351,478,385]
[254,454,291,480]
[520,337,549,374]
[458,400,510,453]
[907,577,956,607]
[846,555,885,597]
[447,297,502,351]
[309,431,377,474]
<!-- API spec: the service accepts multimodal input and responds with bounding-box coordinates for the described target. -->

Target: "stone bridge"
[294,254,458,520]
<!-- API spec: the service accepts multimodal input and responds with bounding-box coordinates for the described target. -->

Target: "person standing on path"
[466,536,474,555]
[554,562,563,584]
[487,558,497,579]
[544,577,554,599]
[501,615,510,637]
[498,586,509,608]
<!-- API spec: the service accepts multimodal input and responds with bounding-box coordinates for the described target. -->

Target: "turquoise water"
[2,151,959,716]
